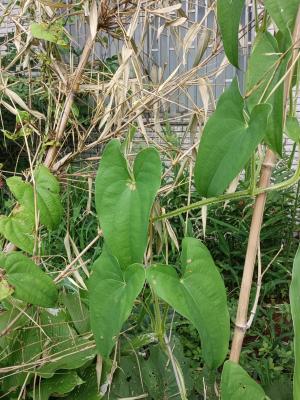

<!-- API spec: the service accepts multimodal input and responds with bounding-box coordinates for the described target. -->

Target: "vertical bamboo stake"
[230,148,276,362]
[230,5,300,363]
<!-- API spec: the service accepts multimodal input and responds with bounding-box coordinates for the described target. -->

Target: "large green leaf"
[264,0,299,36]
[217,0,245,68]
[0,252,58,307]
[7,165,63,230]
[0,206,34,253]
[146,237,230,369]
[35,371,83,400]
[246,32,286,155]
[95,140,161,268]
[221,361,267,399]
[89,250,145,358]
[194,79,271,197]
[290,245,300,399]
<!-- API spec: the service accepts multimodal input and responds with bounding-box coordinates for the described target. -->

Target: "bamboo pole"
[230,148,276,362]
[230,5,300,363]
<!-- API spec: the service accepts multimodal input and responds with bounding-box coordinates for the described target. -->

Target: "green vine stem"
[154,149,300,221]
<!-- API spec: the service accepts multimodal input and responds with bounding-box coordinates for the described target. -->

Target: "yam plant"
[0,0,300,399]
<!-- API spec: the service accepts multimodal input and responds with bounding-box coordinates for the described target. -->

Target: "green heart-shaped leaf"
[221,361,266,399]
[290,245,300,399]
[217,0,245,68]
[194,78,271,197]
[246,32,287,155]
[264,0,299,37]
[89,250,145,358]
[7,165,63,230]
[147,237,230,369]
[0,252,58,307]
[95,140,161,268]
[0,207,35,253]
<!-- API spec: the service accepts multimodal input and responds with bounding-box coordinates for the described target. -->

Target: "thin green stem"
[154,190,250,221]
[257,155,300,194]
[151,289,164,342]
[262,8,268,32]
[155,153,300,221]
[285,179,300,267]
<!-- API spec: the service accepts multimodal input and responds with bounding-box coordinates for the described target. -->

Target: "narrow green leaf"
[95,139,161,268]
[194,79,271,197]
[89,250,145,358]
[62,291,90,334]
[286,116,300,142]
[264,0,299,37]
[290,245,300,399]
[31,22,68,46]
[7,165,63,230]
[35,371,83,400]
[246,32,286,155]
[217,0,245,68]
[0,252,58,307]
[147,237,230,369]
[221,361,267,399]
[0,207,35,253]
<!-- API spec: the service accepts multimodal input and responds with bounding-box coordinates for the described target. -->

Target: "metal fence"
[67,0,299,164]
[0,0,299,165]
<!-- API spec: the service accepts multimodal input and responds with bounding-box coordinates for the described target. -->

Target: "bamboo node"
[234,322,247,332]
[262,162,276,168]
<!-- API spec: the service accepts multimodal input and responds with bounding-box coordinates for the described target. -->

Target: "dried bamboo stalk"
[44,11,101,168]
[4,6,102,253]
[229,148,276,362]
[230,5,300,363]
